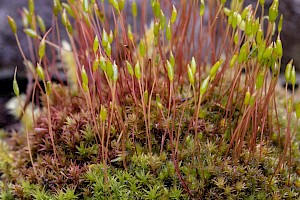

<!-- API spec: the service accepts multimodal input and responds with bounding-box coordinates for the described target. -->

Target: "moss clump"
[1,0,300,199]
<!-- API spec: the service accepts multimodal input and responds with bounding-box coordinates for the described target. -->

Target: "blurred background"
[0,0,299,129]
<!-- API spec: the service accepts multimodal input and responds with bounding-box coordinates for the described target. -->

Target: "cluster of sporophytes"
[1,0,300,198]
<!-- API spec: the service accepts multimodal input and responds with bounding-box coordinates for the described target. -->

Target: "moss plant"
[1,0,300,199]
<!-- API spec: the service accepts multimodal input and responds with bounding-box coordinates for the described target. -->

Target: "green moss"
[2,0,300,199]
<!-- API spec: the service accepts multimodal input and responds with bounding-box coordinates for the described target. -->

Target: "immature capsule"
[171,5,177,23]
[93,35,99,53]
[190,57,196,75]
[38,38,46,60]
[13,67,19,96]
[209,59,224,77]
[126,61,134,76]
[132,1,137,17]
[166,20,172,41]
[81,66,88,86]
[295,103,300,119]
[269,0,279,23]
[7,15,17,34]
[244,91,251,106]
[135,61,141,79]
[166,60,174,81]
[100,105,107,121]
[285,60,293,82]
[187,65,194,85]
[199,0,205,17]
[36,63,45,81]
[200,76,210,96]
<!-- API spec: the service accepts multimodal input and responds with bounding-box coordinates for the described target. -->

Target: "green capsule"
[102,29,108,48]
[36,63,45,81]
[259,0,265,5]
[166,20,171,41]
[160,10,166,29]
[7,16,17,34]
[232,12,238,29]
[139,40,146,57]
[191,57,196,75]
[166,60,174,81]
[100,55,106,71]
[245,17,252,36]
[171,5,177,23]
[285,59,293,82]
[257,42,266,62]
[108,30,114,44]
[238,42,248,64]
[37,15,46,34]
[83,0,90,13]
[13,67,19,96]
[200,0,205,17]
[144,90,149,104]
[288,98,292,113]
[92,57,99,72]
[112,61,118,82]
[278,14,283,33]
[234,31,239,45]
[156,94,163,109]
[53,0,62,16]
[128,25,133,41]
[269,0,279,23]
[241,5,251,20]
[230,53,238,68]
[256,28,263,45]
[46,81,52,96]
[21,9,29,28]
[28,0,35,15]
[236,13,242,26]
[170,51,175,67]
[228,12,233,25]
[105,42,111,57]
[153,1,161,18]
[244,91,251,106]
[24,28,38,38]
[239,20,246,31]
[106,60,113,79]
[66,23,73,35]
[200,76,210,96]
[62,3,75,18]
[154,21,160,37]
[135,61,141,79]
[81,66,89,85]
[108,0,119,12]
[275,36,283,58]
[262,43,273,59]
[295,103,300,119]
[62,9,69,27]
[291,66,296,86]
[126,61,134,76]
[221,0,227,4]
[82,83,89,92]
[223,7,230,16]
[38,38,46,60]
[249,94,256,106]
[209,59,224,77]
[100,105,107,121]
[187,65,195,85]
[132,1,137,17]
[93,35,99,53]
[252,18,259,35]
[256,71,265,90]
[118,0,125,11]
